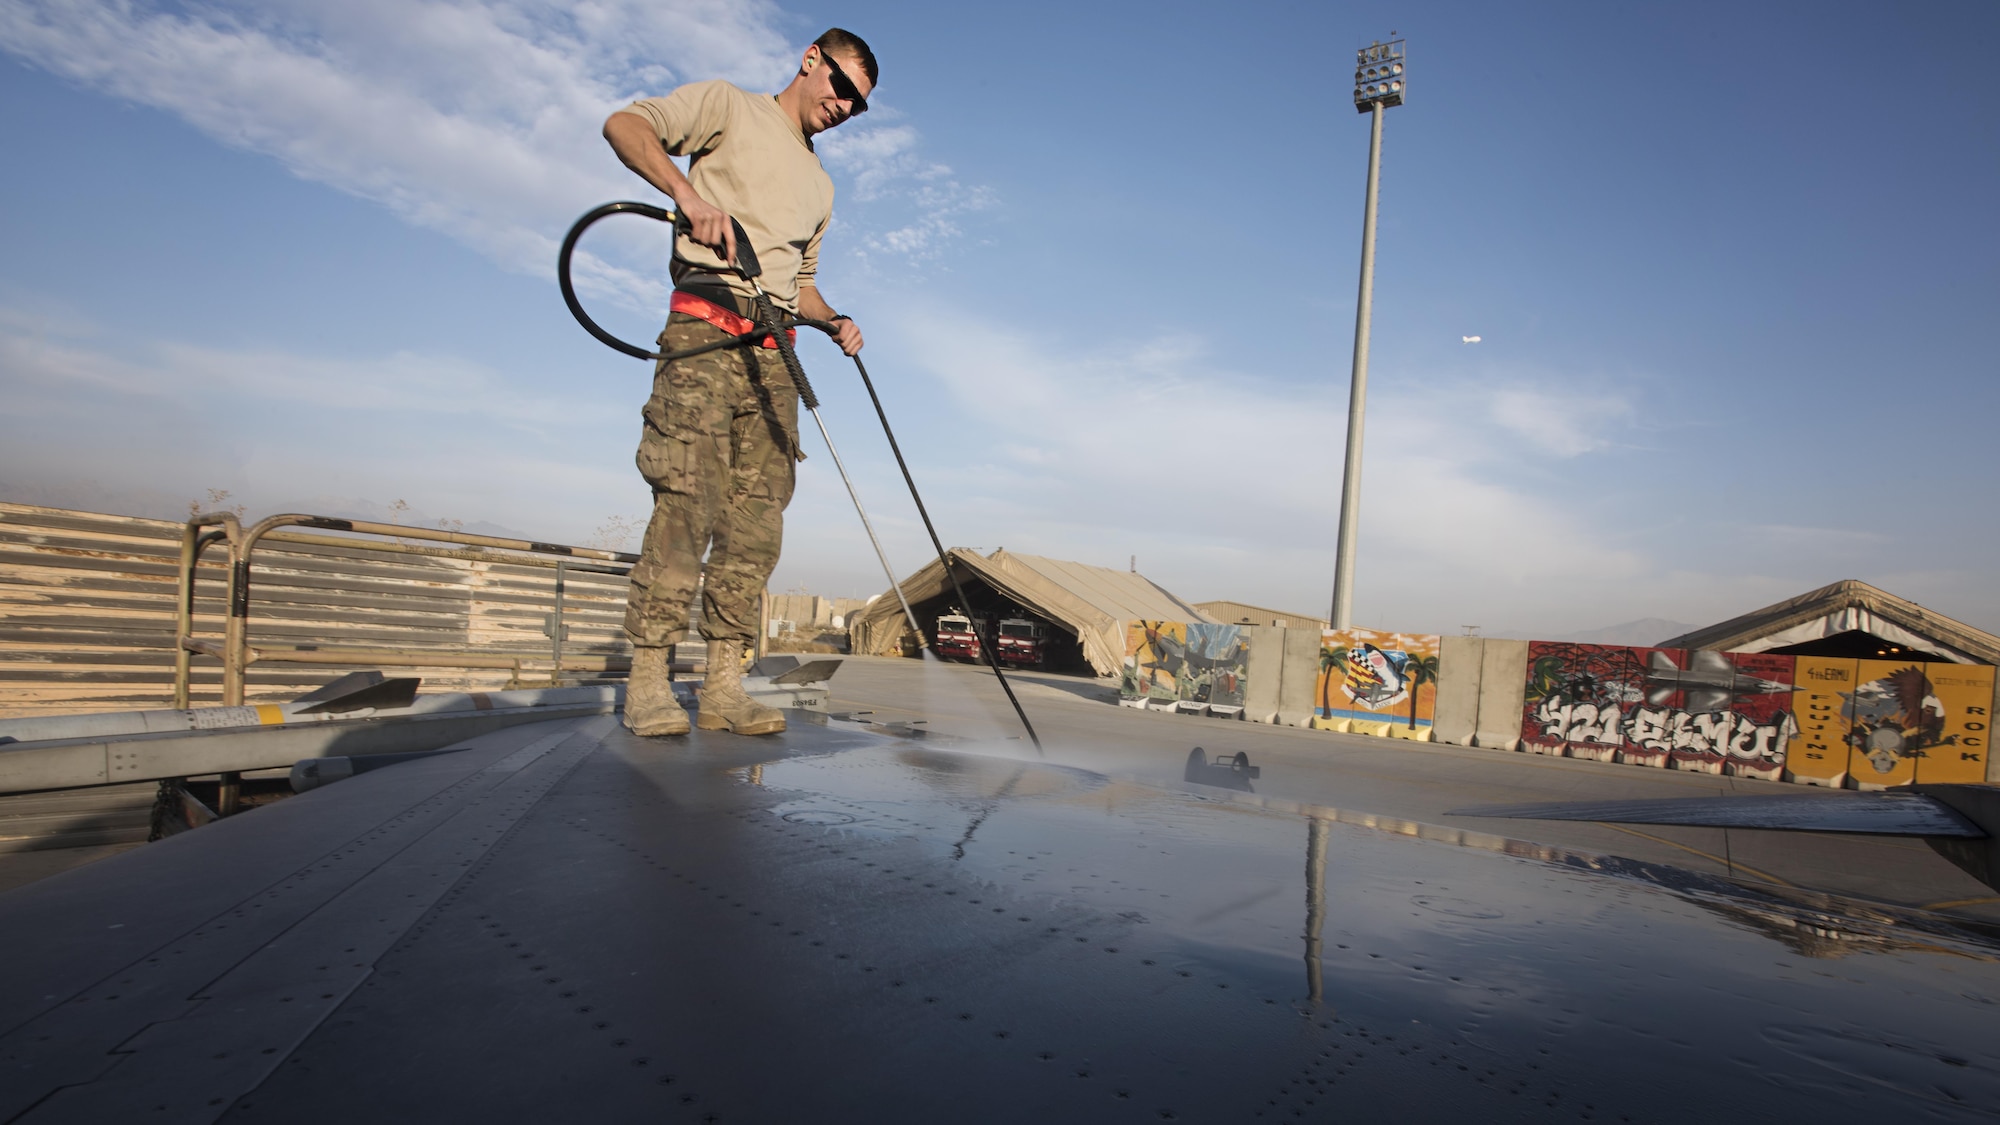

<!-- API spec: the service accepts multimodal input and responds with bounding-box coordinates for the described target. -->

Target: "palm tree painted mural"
[1404,653,1439,728]
[1316,644,1348,719]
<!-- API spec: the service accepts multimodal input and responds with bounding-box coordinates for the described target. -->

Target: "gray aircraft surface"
[3,713,1998,1122]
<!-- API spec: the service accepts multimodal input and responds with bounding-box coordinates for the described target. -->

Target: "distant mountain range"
[1556,618,1696,647]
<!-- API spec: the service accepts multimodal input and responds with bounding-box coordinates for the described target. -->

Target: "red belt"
[669,290,795,349]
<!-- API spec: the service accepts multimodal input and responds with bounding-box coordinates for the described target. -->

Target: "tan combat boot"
[696,639,787,735]
[623,645,690,736]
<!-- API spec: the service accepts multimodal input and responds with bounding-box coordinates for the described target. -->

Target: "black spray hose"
[558,201,680,361]
[558,201,1042,751]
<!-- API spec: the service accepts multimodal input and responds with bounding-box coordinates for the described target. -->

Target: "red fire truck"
[994,617,1048,669]
[933,613,983,662]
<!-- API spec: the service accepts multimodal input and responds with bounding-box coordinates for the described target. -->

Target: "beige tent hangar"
[847,549,1212,676]
[1659,579,2000,665]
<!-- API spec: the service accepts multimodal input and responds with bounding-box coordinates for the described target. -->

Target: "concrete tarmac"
[824,655,2000,923]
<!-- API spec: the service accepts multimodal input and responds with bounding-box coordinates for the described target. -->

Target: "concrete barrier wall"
[1431,636,1484,747]
[1513,641,1992,788]
[1242,625,1283,724]
[1113,621,2000,791]
[1472,640,1530,751]
[1276,627,1323,727]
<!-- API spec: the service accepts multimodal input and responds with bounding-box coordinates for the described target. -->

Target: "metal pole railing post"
[223,553,248,707]
[173,522,198,709]
[549,559,568,686]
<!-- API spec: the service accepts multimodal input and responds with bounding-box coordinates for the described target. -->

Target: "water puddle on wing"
[747,739,2000,1118]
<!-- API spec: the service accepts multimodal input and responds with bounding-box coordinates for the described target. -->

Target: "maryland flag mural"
[1313,628,1440,739]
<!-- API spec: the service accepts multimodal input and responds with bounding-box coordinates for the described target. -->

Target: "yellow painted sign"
[1787,657,1857,787]
[1915,663,1994,784]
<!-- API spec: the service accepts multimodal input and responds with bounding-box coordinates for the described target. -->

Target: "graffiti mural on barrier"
[1315,628,1440,736]
[1522,644,1992,785]
[1519,643,1797,778]
[1121,622,1251,712]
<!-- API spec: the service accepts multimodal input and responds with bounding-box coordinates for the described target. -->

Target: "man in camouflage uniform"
[603,29,875,736]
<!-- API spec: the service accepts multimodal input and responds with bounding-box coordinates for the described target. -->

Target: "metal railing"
[173,512,679,707]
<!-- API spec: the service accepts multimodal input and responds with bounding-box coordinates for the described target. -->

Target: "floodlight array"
[1353,39,1406,112]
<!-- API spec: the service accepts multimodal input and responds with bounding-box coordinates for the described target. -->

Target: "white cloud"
[819,298,1658,627]
[817,118,996,262]
[767,305,2000,635]
[1486,383,1632,457]
[0,315,608,431]
[817,123,930,201]
[0,308,651,542]
[0,0,977,299]
[8,302,1997,636]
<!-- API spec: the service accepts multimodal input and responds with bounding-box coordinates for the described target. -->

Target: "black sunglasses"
[820,52,868,116]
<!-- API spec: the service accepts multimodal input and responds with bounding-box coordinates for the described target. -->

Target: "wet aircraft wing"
[4,715,1999,1122]
[1451,792,1987,837]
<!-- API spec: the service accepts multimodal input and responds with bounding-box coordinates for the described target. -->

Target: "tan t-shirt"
[617,80,834,312]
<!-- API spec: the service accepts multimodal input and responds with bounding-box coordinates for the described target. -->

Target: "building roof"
[847,549,1211,675]
[1193,600,1328,630]
[1659,579,2000,665]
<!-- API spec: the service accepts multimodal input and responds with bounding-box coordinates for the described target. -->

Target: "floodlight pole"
[1329,102,1384,630]
[1329,39,1404,630]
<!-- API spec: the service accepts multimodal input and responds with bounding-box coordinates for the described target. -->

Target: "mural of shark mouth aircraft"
[1643,650,1793,714]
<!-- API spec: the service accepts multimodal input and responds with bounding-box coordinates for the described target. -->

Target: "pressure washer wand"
[751,295,1043,753]
[803,413,923,639]
[730,260,1043,755]
[751,296,923,645]
[840,351,1045,754]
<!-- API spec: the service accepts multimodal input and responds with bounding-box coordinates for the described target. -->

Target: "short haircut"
[813,28,877,86]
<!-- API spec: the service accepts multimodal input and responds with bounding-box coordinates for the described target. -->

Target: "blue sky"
[2,0,1996,638]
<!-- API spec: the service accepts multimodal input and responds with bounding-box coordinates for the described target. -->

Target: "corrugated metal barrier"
[0,503,667,719]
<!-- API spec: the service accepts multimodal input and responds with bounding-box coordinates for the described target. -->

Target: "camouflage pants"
[624,313,800,647]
